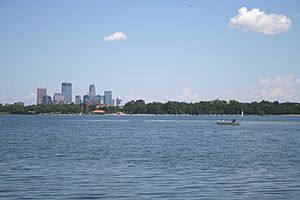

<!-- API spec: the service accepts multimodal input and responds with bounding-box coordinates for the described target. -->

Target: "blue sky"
[1,0,300,105]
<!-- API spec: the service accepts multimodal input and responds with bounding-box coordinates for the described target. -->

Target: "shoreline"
[1,113,300,117]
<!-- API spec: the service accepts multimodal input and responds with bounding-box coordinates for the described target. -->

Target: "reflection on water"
[0,115,300,199]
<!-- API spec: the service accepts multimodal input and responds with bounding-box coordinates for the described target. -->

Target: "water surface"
[0,115,299,199]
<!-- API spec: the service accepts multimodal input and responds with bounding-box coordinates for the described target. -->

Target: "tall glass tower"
[104,91,112,106]
[62,82,72,103]
[89,84,96,95]
[89,84,96,104]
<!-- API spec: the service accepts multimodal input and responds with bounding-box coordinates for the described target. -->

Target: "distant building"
[75,95,82,105]
[42,95,52,104]
[104,91,112,106]
[111,99,115,107]
[94,95,101,105]
[53,93,64,104]
[100,95,104,105]
[89,84,96,105]
[83,94,91,104]
[89,84,96,95]
[37,88,47,104]
[62,82,72,103]
[116,97,122,107]
[91,109,106,115]
[93,95,104,105]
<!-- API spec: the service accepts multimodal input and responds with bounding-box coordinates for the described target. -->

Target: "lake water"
[0,115,300,199]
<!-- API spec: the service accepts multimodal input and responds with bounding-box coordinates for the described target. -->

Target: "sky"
[0,0,300,105]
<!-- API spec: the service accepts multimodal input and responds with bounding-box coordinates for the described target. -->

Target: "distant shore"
[1,100,300,116]
[277,114,300,117]
[1,112,300,117]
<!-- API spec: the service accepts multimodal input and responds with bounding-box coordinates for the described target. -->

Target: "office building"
[75,95,82,105]
[99,95,104,105]
[89,84,96,104]
[116,97,122,107]
[83,94,91,103]
[94,95,101,105]
[37,88,47,104]
[42,95,52,104]
[89,84,96,95]
[111,99,115,107]
[104,91,112,106]
[53,93,64,104]
[94,95,104,105]
[62,82,72,103]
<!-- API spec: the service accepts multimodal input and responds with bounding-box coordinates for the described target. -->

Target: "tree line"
[1,99,300,115]
[123,99,300,115]
[0,103,82,114]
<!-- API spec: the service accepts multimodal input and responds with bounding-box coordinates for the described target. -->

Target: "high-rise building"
[89,84,96,95]
[42,95,52,104]
[99,95,104,105]
[116,97,122,107]
[89,84,96,104]
[62,82,72,103]
[75,95,82,105]
[111,99,115,107]
[53,93,64,104]
[94,95,104,105]
[94,95,101,105]
[83,94,91,103]
[37,88,47,104]
[104,91,112,106]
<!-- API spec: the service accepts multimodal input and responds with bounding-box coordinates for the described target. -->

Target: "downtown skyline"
[36,82,121,107]
[1,0,300,105]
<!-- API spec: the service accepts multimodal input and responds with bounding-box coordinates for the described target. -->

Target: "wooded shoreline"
[1,99,300,116]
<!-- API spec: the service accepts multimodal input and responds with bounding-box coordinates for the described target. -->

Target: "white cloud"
[216,75,300,102]
[175,87,200,102]
[229,7,292,35]
[217,88,240,101]
[248,75,300,101]
[21,92,36,105]
[104,32,127,42]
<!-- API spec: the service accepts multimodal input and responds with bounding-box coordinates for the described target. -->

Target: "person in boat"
[232,118,236,123]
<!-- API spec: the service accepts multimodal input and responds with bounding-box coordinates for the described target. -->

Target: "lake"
[0,115,300,199]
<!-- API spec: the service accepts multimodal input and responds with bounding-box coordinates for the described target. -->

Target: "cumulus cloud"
[217,75,300,102]
[229,7,292,35]
[217,88,240,101]
[175,87,200,102]
[104,32,127,42]
[21,92,36,105]
[248,75,300,101]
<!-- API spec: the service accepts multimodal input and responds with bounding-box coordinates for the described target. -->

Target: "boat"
[217,120,241,126]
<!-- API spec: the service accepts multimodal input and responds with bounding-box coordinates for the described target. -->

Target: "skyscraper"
[116,96,122,107]
[53,93,64,104]
[83,94,91,103]
[42,95,52,104]
[89,84,96,104]
[62,82,72,103]
[89,84,96,95]
[104,91,112,106]
[75,95,82,105]
[37,88,47,104]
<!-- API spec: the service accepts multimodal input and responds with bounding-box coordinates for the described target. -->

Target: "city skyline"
[1,1,299,105]
[35,82,120,107]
